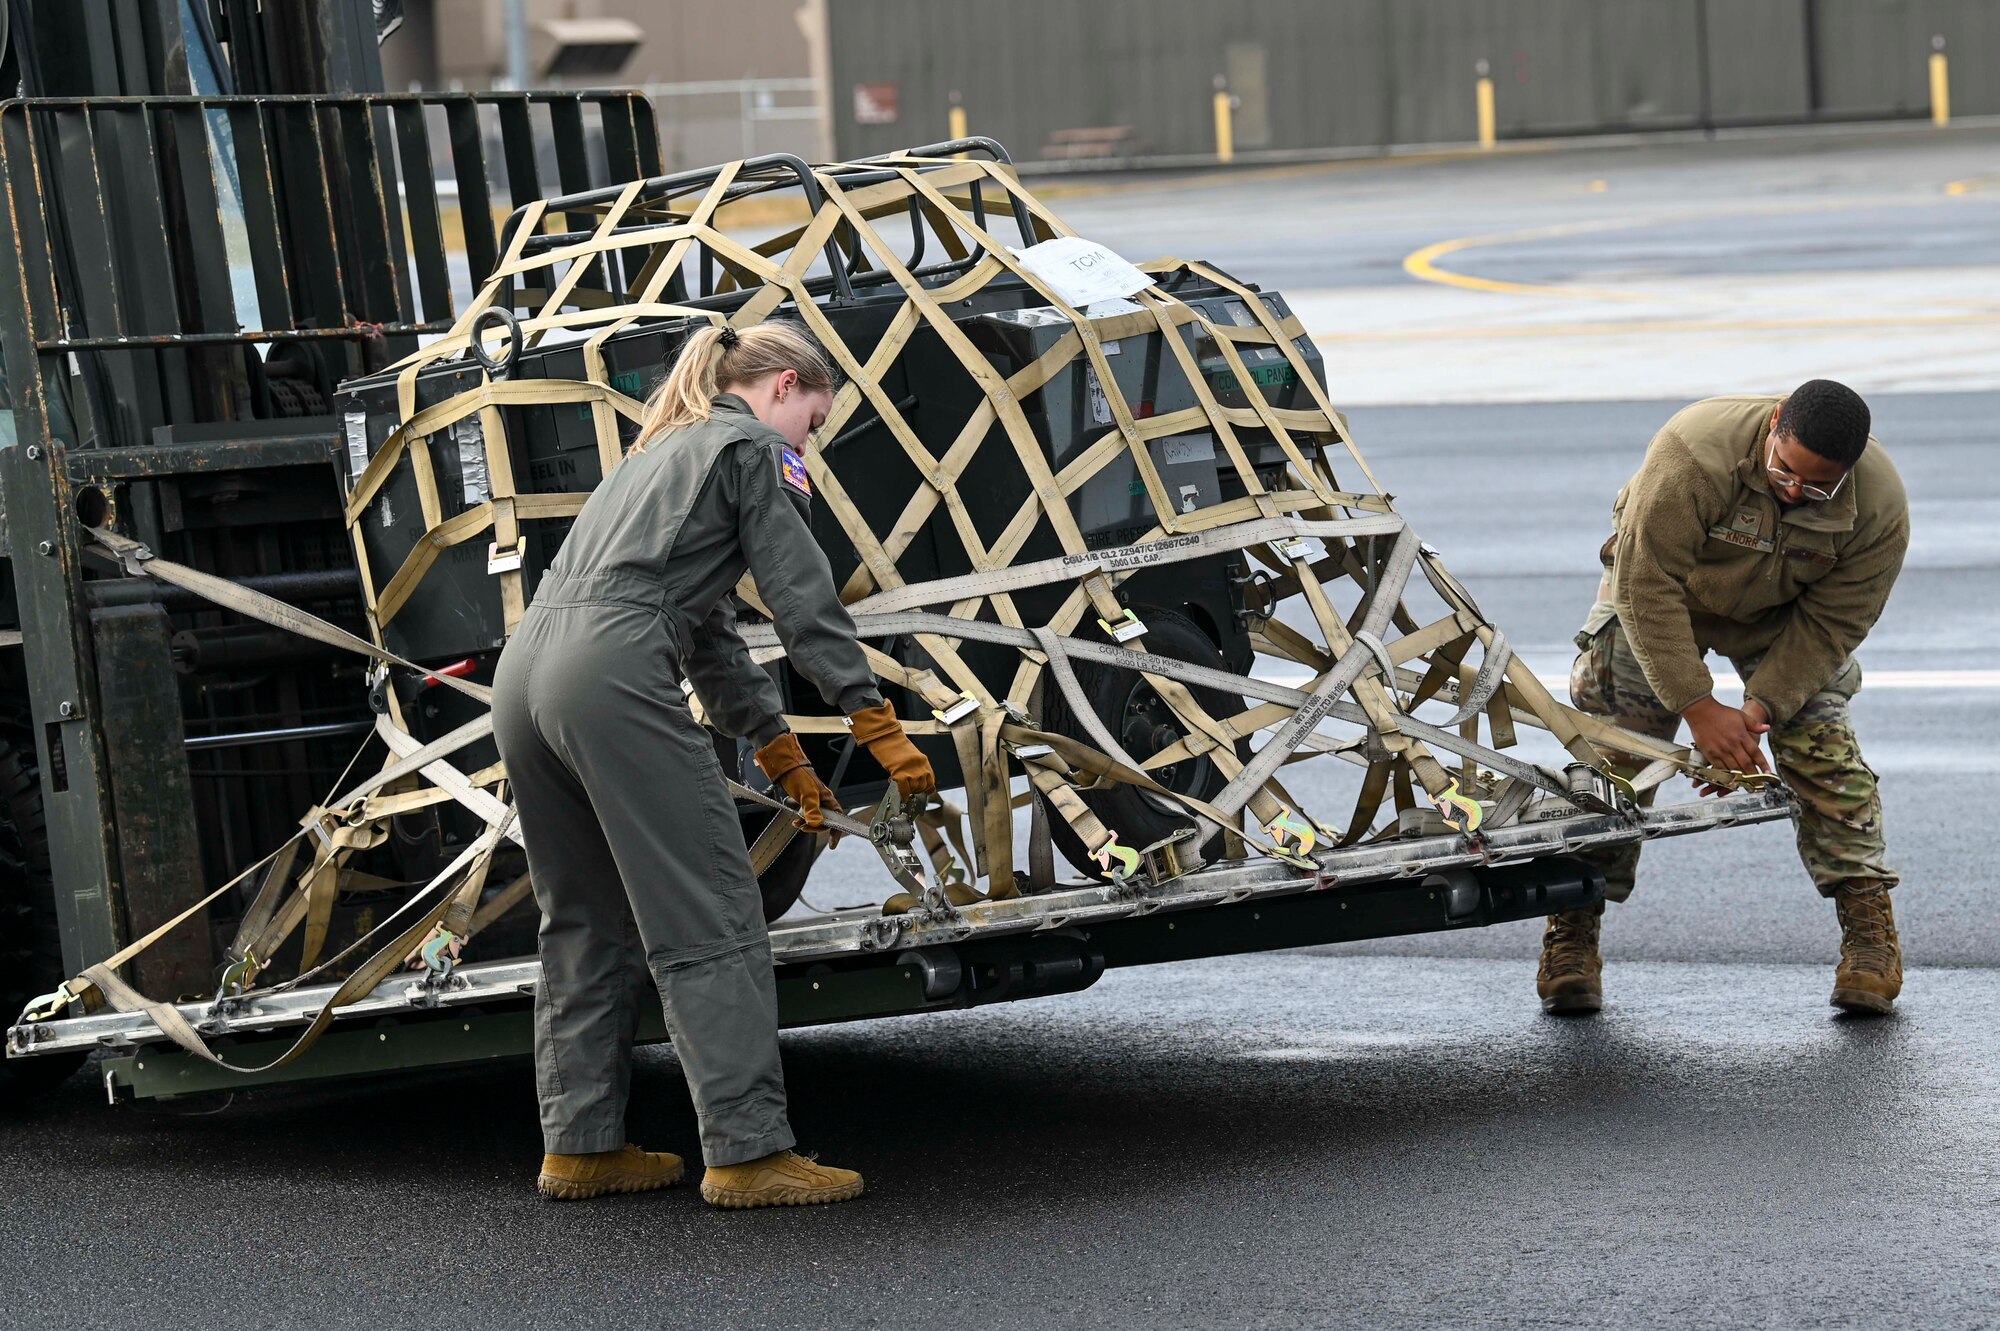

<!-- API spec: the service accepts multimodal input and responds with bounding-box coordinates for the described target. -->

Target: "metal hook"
[469,306,523,381]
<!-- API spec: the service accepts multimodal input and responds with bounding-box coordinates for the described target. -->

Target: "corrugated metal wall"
[824,0,1996,160]
[1818,0,2000,117]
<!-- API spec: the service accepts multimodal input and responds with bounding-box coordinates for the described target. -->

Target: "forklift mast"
[0,0,659,1000]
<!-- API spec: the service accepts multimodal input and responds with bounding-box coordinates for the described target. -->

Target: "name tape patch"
[780,446,812,497]
[1706,524,1775,553]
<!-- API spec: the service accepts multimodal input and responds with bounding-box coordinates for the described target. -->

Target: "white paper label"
[1012,237,1155,308]
[1085,366,1113,425]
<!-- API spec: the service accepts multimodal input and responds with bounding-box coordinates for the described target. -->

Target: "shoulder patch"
[779,446,812,497]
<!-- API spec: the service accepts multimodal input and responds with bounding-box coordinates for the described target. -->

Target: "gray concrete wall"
[824,0,1997,161]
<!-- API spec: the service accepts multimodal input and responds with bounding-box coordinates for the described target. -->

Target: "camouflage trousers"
[1568,615,1897,902]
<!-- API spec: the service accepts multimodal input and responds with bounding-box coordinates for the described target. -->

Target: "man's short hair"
[1779,379,1871,466]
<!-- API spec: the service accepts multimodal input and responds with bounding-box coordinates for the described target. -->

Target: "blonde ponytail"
[634,320,839,451]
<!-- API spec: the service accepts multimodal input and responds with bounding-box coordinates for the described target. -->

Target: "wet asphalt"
[6,130,1999,1329]
[4,956,1995,1330]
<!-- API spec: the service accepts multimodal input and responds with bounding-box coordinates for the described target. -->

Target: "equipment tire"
[0,727,86,1099]
[1036,607,1243,882]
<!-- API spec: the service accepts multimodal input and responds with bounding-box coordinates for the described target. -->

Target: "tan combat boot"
[537,1143,686,1200]
[701,1150,865,1209]
[1831,883,1902,1015]
[1537,907,1604,1014]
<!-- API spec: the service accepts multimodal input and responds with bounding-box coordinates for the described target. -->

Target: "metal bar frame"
[0,88,662,983]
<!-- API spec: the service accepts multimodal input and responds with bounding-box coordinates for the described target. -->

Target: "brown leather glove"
[846,700,937,801]
[753,732,844,844]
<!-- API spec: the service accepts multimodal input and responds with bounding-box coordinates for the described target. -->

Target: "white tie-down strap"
[844,514,1404,617]
[373,715,525,848]
[741,608,1569,799]
[89,526,493,705]
[1206,527,1423,821]
[1438,628,1514,728]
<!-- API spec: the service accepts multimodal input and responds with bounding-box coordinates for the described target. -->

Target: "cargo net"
[331,149,1774,908]
[28,150,1765,1072]
[352,149,1780,901]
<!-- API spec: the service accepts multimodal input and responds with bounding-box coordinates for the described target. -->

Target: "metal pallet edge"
[6,788,1789,1074]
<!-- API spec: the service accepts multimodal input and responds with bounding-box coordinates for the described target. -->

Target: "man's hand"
[1684,695,1771,795]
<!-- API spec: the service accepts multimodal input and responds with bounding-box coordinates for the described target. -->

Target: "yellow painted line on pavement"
[1402,216,1658,301]
[1403,191,1992,302]
[1311,310,2000,342]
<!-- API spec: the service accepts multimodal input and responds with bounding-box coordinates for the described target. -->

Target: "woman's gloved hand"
[845,700,938,801]
[753,732,845,845]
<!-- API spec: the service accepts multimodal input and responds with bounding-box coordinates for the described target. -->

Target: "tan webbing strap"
[752,609,1574,795]
[469,871,535,937]
[330,714,494,809]
[225,837,301,967]
[373,716,521,844]
[81,818,509,1074]
[748,808,801,876]
[90,527,493,705]
[846,515,1400,618]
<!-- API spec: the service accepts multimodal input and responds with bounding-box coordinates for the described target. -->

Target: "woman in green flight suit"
[492,321,937,1208]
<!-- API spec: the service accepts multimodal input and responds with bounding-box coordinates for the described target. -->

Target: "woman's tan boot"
[701,1150,865,1209]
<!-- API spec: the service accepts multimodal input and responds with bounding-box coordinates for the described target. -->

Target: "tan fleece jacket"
[1597,395,1909,725]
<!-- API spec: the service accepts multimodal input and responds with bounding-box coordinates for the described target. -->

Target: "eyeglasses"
[1766,438,1848,503]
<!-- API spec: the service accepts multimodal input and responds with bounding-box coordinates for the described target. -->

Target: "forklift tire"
[1037,607,1245,883]
[0,728,86,1099]
[742,810,821,923]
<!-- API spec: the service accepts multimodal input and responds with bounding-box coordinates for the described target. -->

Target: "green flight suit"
[491,393,881,1164]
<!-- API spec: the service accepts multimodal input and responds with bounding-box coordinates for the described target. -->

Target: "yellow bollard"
[1476,59,1496,149]
[1213,86,1234,164]
[1930,37,1951,127]
[949,101,968,142]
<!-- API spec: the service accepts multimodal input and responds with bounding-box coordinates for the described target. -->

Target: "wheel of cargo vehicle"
[741,809,821,923]
[1037,608,1245,883]
[0,728,86,1100]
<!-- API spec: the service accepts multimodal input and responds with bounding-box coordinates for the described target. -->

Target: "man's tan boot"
[537,1143,686,1200]
[701,1150,864,1209]
[1831,883,1902,1015]
[1537,907,1604,1014]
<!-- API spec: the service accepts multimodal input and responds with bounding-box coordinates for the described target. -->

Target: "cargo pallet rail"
[15,786,1786,1102]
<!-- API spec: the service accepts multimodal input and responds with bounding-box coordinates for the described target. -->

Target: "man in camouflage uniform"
[1544,381,1909,1016]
